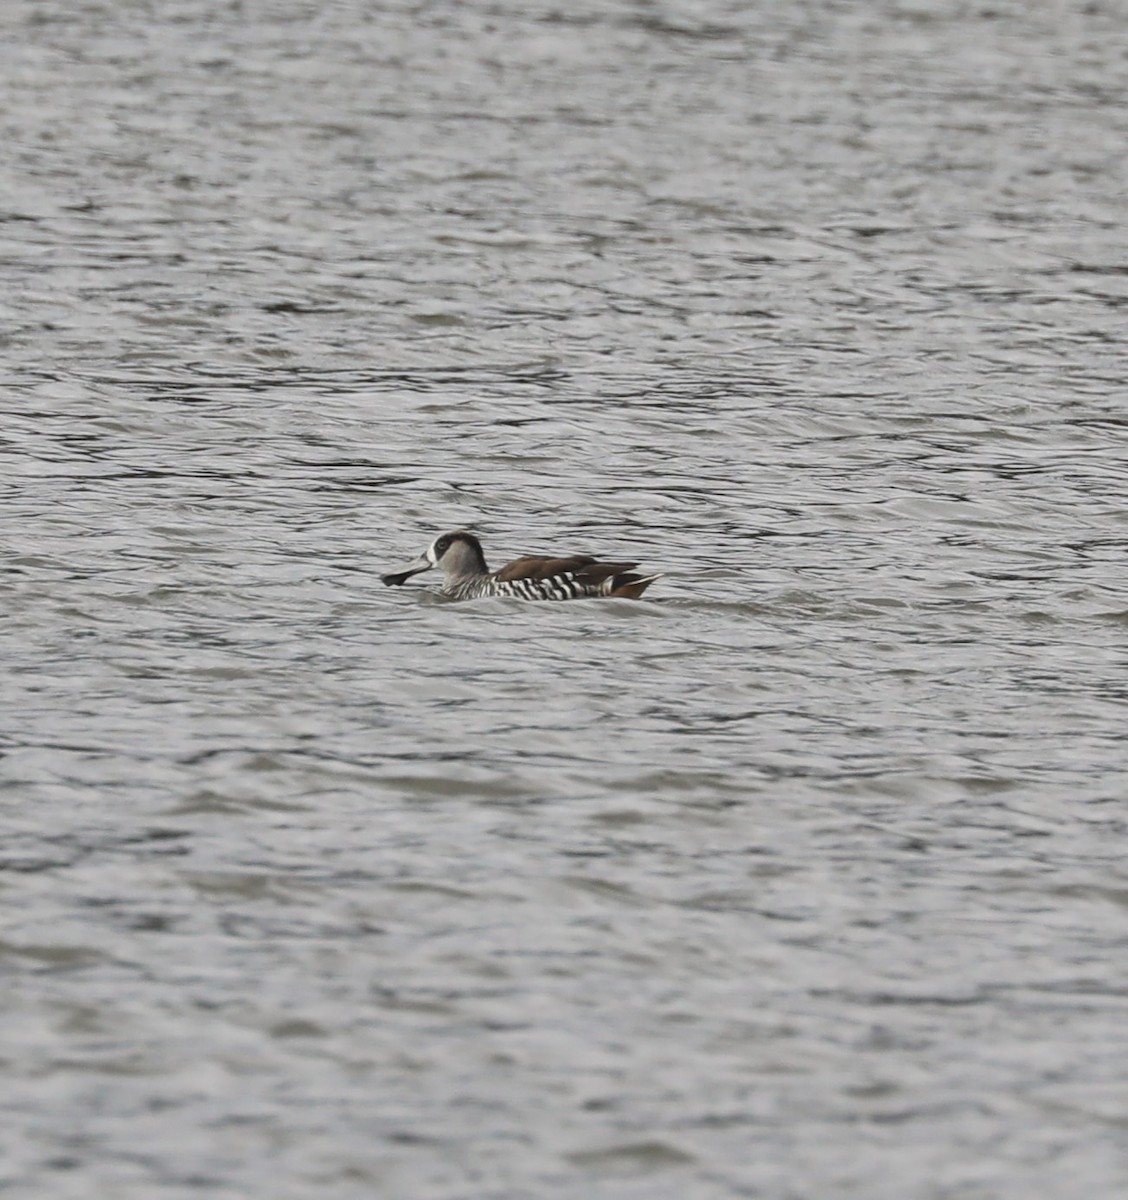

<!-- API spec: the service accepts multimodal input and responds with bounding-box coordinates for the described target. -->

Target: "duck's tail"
[606,572,662,599]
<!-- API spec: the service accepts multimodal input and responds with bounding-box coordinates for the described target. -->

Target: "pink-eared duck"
[381,531,661,601]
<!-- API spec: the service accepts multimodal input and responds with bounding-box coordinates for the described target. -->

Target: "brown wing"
[495,554,592,581]
[495,554,641,585]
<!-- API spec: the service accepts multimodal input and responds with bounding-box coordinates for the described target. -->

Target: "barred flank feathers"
[491,553,651,600]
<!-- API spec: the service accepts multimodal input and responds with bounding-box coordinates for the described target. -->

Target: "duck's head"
[380,530,489,586]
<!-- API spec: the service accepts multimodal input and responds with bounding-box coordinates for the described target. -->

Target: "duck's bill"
[380,554,432,586]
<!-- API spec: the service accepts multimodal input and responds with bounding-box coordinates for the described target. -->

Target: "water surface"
[3,2,1128,1197]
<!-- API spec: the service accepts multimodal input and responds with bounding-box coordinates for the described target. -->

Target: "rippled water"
[4,1,1128,1197]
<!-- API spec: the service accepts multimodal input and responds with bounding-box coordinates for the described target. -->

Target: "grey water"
[3,1,1128,1197]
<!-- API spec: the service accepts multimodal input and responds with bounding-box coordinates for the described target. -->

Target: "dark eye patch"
[434,535,452,555]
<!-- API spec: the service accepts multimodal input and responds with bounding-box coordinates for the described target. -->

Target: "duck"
[381,530,661,601]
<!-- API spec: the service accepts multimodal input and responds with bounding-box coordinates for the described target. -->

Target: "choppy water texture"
[3,1,1128,1197]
